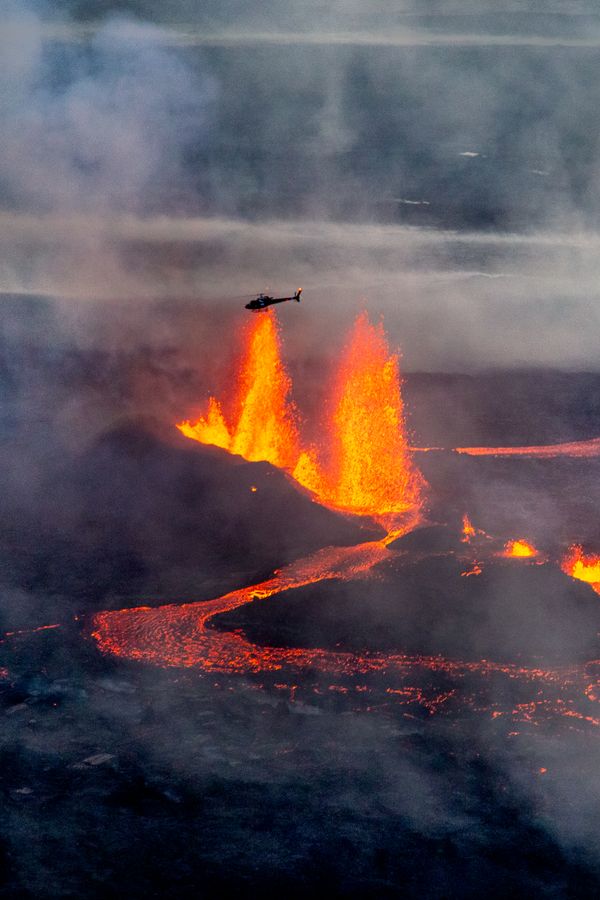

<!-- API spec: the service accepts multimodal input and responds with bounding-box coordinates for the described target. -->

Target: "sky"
[1,0,600,369]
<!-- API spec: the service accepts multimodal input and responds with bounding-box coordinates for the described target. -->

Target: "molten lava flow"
[177,313,299,470]
[561,546,600,595]
[292,312,423,520]
[92,537,397,673]
[90,542,600,727]
[178,310,423,522]
[455,437,600,458]
[502,539,538,558]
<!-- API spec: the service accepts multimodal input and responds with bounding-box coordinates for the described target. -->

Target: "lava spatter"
[561,546,600,595]
[177,396,231,451]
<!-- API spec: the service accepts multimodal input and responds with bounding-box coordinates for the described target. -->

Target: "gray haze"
[1,0,600,368]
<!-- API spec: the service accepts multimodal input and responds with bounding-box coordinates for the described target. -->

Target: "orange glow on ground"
[455,437,600,458]
[561,546,600,595]
[178,310,423,522]
[502,539,538,558]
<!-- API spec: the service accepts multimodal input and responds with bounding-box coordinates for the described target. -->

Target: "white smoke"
[0,6,216,216]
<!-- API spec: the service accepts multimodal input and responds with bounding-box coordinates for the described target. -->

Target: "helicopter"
[245,288,302,311]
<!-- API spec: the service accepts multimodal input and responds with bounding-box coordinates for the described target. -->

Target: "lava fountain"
[178,310,423,524]
[292,312,424,521]
[178,313,299,470]
[561,546,600,595]
[502,539,538,559]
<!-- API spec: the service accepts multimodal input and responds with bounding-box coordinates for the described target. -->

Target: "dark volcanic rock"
[416,451,600,550]
[1,422,378,620]
[216,554,600,665]
[386,523,465,554]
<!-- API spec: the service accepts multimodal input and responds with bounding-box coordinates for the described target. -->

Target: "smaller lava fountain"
[178,313,299,470]
[502,539,538,559]
[461,514,490,543]
[561,546,600,595]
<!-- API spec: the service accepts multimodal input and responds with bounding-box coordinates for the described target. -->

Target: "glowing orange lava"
[462,514,476,542]
[455,437,600,458]
[502,539,538,558]
[561,546,600,595]
[461,514,490,543]
[178,310,423,522]
[178,313,299,470]
[91,536,402,674]
[178,397,230,451]
[90,539,600,727]
[292,313,423,520]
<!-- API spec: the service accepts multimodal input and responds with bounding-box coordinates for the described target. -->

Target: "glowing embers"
[293,313,423,518]
[502,539,538,559]
[178,311,423,520]
[561,546,600,595]
[461,514,490,544]
[178,313,299,470]
[459,519,540,573]
[461,514,476,543]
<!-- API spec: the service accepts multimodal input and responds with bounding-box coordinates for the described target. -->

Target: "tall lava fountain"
[293,312,423,518]
[177,311,424,522]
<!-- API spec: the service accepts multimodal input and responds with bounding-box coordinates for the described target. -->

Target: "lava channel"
[90,524,600,728]
[454,436,600,458]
